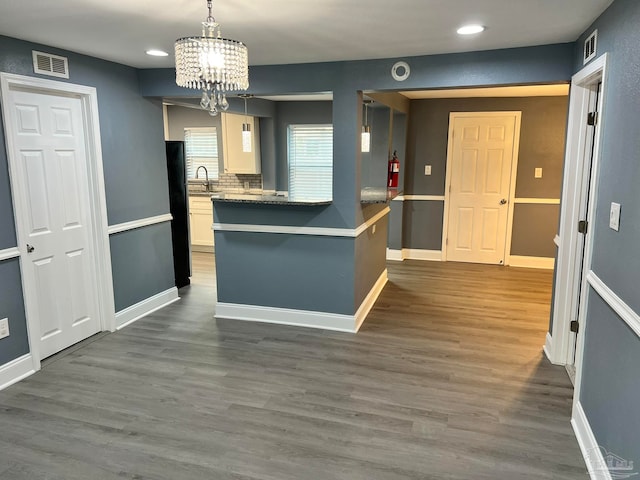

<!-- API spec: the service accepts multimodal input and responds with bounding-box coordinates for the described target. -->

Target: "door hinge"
[578,220,588,234]
[587,111,598,126]
[570,320,579,333]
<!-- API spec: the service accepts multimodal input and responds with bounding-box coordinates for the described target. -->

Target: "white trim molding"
[0,354,35,392]
[587,271,640,339]
[386,248,443,262]
[354,269,389,331]
[0,247,20,261]
[215,207,390,238]
[216,269,388,333]
[386,248,405,261]
[1,72,117,370]
[509,255,555,269]
[108,213,173,235]
[513,198,561,205]
[355,207,391,237]
[572,401,613,480]
[405,249,442,261]
[400,195,445,202]
[116,287,180,330]
[549,53,608,367]
[387,248,444,262]
[543,332,554,363]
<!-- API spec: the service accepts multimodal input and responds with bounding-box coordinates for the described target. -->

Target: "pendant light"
[240,94,252,153]
[174,0,249,116]
[361,100,372,153]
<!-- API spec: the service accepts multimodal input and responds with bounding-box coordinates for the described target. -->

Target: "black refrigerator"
[165,141,191,288]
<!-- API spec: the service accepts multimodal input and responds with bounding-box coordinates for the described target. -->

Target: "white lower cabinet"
[189,196,214,252]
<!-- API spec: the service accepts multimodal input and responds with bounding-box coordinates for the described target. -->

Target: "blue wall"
[571,0,640,468]
[141,42,576,318]
[0,259,28,365]
[0,35,174,366]
[140,42,574,231]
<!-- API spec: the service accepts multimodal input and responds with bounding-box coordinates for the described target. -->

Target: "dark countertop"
[360,188,402,204]
[208,192,332,206]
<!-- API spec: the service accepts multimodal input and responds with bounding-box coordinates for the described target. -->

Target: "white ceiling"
[0,0,613,69]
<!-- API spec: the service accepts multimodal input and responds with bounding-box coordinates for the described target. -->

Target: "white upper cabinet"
[221,112,261,174]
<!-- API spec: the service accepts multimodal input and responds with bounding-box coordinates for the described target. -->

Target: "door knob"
[500,199,508,205]
[26,244,35,253]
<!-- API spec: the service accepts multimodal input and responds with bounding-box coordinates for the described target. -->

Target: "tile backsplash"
[189,173,262,193]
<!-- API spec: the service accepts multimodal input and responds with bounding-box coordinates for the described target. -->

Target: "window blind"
[184,127,219,180]
[287,124,333,200]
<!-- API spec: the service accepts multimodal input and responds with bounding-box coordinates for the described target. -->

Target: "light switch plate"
[610,202,621,231]
[424,165,432,176]
[0,318,9,340]
[534,167,543,178]
[372,224,377,234]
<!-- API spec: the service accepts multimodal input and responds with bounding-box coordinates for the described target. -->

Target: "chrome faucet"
[195,166,209,190]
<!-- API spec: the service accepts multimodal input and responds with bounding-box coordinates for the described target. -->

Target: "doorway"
[443,112,521,265]
[0,73,115,368]
[547,54,608,374]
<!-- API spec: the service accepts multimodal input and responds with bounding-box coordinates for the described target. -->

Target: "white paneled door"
[445,113,520,265]
[6,88,101,359]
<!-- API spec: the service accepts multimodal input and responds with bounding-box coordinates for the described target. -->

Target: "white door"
[6,88,101,359]
[445,113,519,264]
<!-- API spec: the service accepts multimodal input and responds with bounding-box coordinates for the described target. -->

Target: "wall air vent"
[583,30,598,65]
[32,51,69,79]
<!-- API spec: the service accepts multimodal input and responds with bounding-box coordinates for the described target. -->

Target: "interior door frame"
[442,111,522,263]
[547,53,608,367]
[0,73,116,372]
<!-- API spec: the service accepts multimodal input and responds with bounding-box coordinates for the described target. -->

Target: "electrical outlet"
[610,202,621,231]
[424,165,432,176]
[0,318,9,340]
[534,167,543,178]
[243,181,250,191]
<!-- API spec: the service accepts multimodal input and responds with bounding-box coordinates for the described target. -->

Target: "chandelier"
[175,0,249,116]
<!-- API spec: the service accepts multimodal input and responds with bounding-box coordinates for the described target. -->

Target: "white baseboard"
[572,401,613,480]
[0,354,35,391]
[216,270,388,333]
[354,269,388,331]
[386,248,442,262]
[405,249,442,261]
[509,255,555,269]
[386,248,405,261]
[543,332,553,362]
[116,287,180,330]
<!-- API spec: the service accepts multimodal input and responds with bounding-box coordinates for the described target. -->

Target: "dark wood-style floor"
[0,254,586,479]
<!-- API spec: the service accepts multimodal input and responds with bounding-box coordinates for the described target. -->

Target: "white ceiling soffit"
[401,84,570,99]
[0,1,613,68]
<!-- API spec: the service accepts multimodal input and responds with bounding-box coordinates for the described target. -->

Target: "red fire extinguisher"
[388,150,400,188]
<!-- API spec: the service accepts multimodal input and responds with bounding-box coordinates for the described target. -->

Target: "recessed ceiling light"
[146,49,169,57]
[457,24,485,35]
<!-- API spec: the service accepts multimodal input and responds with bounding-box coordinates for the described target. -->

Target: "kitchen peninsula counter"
[209,192,332,206]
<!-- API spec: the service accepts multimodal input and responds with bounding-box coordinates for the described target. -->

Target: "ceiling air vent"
[583,30,598,65]
[32,51,69,79]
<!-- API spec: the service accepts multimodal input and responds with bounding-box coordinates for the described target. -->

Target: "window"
[184,127,219,180]
[287,124,333,200]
